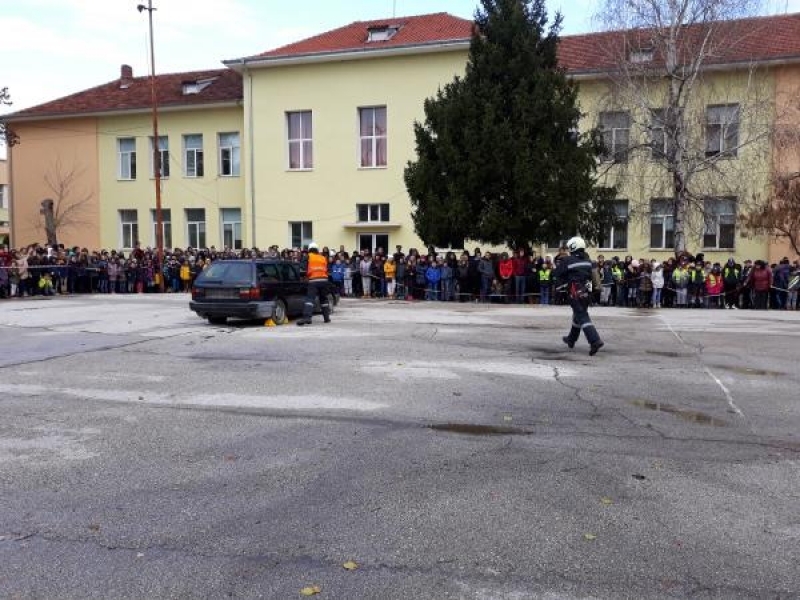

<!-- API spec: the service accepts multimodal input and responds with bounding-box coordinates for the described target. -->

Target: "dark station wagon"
[189,259,335,325]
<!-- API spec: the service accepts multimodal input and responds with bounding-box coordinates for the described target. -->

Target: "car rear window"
[199,262,252,283]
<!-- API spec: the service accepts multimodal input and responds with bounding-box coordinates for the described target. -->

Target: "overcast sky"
[1,0,798,122]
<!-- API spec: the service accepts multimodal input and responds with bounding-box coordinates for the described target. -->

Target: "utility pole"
[138,0,164,291]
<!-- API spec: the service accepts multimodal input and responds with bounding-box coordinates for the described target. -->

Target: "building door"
[358,233,389,254]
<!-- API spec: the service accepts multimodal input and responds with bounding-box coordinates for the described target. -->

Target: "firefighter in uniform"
[554,236,604,355]
[296,242,331,326]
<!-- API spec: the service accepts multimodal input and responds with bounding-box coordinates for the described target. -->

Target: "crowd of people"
[1,242,798,311]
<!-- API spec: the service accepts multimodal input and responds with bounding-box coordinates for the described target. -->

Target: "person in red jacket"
[497,252,514,304]
[746,260,773,310]
[511,248,528,303]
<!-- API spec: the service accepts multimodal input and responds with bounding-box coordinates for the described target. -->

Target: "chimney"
[120,64,133,88]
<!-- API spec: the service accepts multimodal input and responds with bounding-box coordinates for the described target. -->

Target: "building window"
[221,208,242,250]
[150,208,172,249]
[183,134,204,177]
[149,136,169,178]
[289,221,313,249]
[358,233,389,253]
[118,138,137,180]
[629,47,654,63]
[367,26,399,42]
[359,106,387,167]
[186,208,206,248]
[218,132,240,177]
[703,197,737,249]
[706,104,739,157]
[0,184,6,209]
[650,198,675,249]
[650,108,670,160]
[119,209,138,249]
[356,203,390,223]
[599,111,630,162]
[598,199,629,250]
[287,111,313,170]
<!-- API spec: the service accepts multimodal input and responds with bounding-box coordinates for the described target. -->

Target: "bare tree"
[740,174,800,258]
[591,0,776,254]
[35,159,95,246]
[0,86,17,147]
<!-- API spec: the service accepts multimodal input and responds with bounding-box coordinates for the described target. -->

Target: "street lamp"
[138,0,165,291]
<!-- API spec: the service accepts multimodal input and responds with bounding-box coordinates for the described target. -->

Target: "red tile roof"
[559,12,800,74]
[246,12,474,61]
[9,12,800,121]
[248,10,800,72]
[8,68,242,120]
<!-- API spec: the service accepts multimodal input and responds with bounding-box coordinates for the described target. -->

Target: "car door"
[256,262,281,303]
[278,262,306,315]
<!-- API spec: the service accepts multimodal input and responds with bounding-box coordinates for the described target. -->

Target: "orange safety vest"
[307,253,328,281]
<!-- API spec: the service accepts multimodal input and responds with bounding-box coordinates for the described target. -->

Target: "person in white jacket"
[651,261,665,308]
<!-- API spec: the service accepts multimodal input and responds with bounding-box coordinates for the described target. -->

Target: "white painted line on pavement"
[661,316,744,417]
[0,383,385,413]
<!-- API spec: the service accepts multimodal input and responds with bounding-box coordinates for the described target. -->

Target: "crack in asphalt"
[2,531,792,599]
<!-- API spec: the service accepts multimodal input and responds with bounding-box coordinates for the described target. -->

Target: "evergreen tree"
[405,0,614,249]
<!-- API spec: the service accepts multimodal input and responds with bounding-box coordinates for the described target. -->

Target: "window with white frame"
[150,208,172,249]
[0,184,7,209]
[221,208,242,250]
[367,26,399,42]
[703,197,737,249]
[598,199,629,250]
[218,132,240,176]
[289,221,313,249]
[599,111,630,162]
[186,208,206,248]
[287,112,313,170]
[359,106,387,168]
[183,134,204,177]
[118,138,137,180]
[649,108,675,160]
[650,198,675,249]
[119,209,138,248]
[706,104,739,157]
[356,203,390,222]
[149,136,169,178]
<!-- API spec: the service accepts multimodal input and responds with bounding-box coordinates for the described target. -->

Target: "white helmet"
[307,242,319,251]
[566,236,586,253]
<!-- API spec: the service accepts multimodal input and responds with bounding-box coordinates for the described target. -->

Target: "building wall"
[97,106,245,251]
[575,68,774,263]
[0,158,9,245]
[769,65,800,261]
[247,49,468,252]
[9,118,100,249]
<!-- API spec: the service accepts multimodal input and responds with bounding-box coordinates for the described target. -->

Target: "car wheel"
[208,316,227,325]
[273,299,288,324]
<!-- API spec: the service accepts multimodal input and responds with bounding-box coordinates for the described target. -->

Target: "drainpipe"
[7,144,14,248]
[241,59,257,248]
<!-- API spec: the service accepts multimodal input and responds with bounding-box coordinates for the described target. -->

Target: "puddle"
[631,400,728,427]
[711,365,785,377]
[427,423,531,436]
[645,350,691,358]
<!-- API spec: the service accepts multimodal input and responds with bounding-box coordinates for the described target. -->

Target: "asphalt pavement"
[0,294,798,599]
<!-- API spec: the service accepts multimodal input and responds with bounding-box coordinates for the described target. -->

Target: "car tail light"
[192,287,204,299]
[239,287,260,300]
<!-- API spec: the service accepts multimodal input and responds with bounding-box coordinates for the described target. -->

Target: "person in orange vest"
[297,242,331,326]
